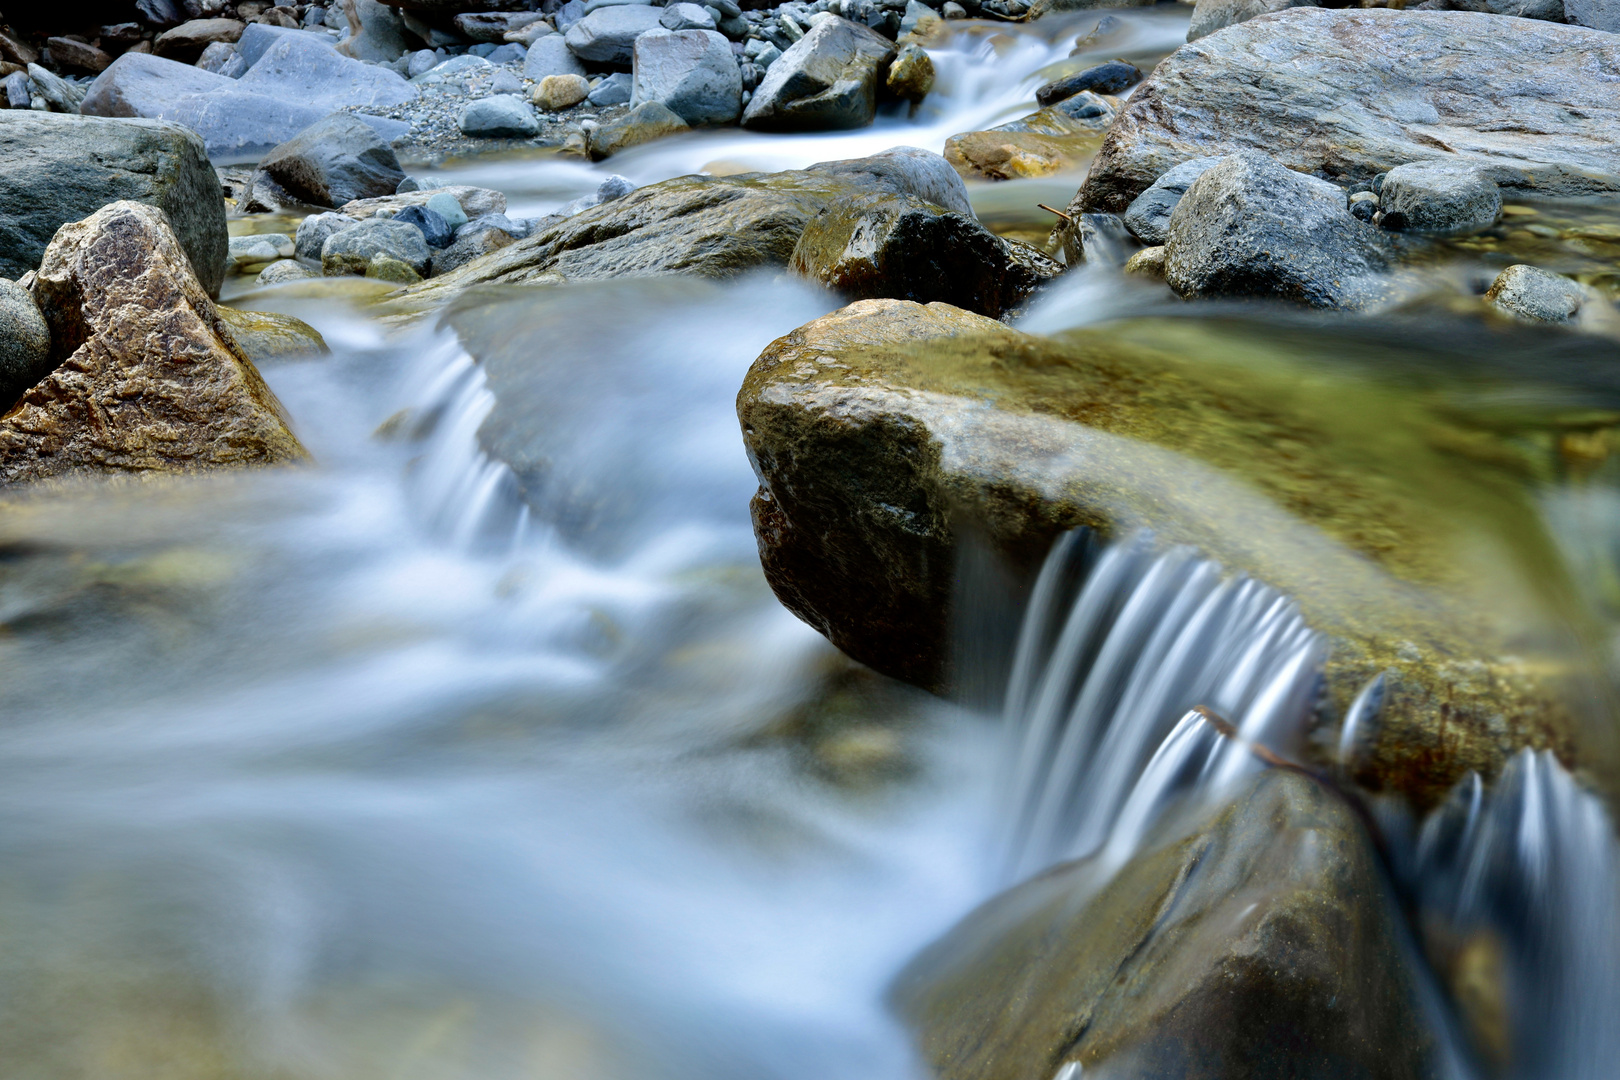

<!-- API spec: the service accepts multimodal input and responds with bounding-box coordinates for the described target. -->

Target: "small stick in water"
[1037,203,1074,224]
[1191,704,1296,771]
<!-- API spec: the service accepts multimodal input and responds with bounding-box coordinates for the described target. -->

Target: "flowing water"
[6,9,1620,1080]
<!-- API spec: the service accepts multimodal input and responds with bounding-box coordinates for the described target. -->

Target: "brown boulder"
[46,37,113,73]
[152,19,246,63]
[0,201,307,485]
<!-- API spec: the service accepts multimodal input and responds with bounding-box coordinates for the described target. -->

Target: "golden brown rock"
[215,305,328,364]
[0,201,307,485]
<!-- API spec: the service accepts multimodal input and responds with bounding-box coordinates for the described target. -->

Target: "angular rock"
[26,64,85,113]
[741,16,895,132]
[734,298,1586,799]
[1186,0,1310,42]
[534,72,590,110]
[588,71,633,106]
[339,185,507,222]
[337,0,413,62]
[459,94,540,137]
[236,22,335,67]
[196,41,243,75]
[322,217,431,277]
[630,29,742,126]
[215,305,327,364]
[790,192,1056,318]
[46,37,113,74]
[431,219,519,277]
[0,111,227,297]
[79,51,235,117]
[152,18,246,62]
[894,770,1436,1080]
[256,113,405,209]
[1485,264,1586,323]
[1075,9,1620,217]
[886,43,934,101]
[1034,59,1139,107]
[523,33,587,79]
[661,2,717,30]
[563,5,664,65]
[1377,160,1501,235]
[0,278,53,408]
[588,100,690,160]
[395,205,454,249]
[294,211,359,261]
[1121,155,1222,244]
[1163,152,1385,309]
[1,201,304,484]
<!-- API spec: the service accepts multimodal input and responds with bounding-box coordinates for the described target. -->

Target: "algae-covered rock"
[215,305,328,364]
[894,769,1436,1080]
[0,201,306,484]
[790,192,1057,318]
[737,299,1596,803]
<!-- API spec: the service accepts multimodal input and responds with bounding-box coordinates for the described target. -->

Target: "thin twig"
[1037,203,1074,224]
[1191,705,1297,770]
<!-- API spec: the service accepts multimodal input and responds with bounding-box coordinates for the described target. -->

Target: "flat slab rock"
[1074,8,1620,214]
[0,201,306,485]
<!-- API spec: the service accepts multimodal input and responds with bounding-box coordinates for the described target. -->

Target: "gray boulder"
[322,218,431,277]
[1121,155,1223,244]
[588,71,633,106]
[432,218,520,277]
[741,16,896,132]
[235,33,417,114]
[1485,264,1587,323]
[1565,0,1620,29]
[459,95,540,138]
[1377,159,1500,234]
[1187,0,1311,42]
[564,6,665,66]
[295,211,359,262]
[811,145,974,217]
[257,113,406,209]
[80,52,234,117]
[0,279,52,407]
[337,0,414,63]
[1163,152,1386,309]
[27,64,86,113]
[236,22,335,68]
[630,29,742,126]
[660,2,717,30]
[524,34,587,79]
[1076,9,1620,215]
[0,112,227,297]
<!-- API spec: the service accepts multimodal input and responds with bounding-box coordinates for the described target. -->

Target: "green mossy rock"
[893,769,1436,1080]
[738,299,1607,804]
[215,305,328,364]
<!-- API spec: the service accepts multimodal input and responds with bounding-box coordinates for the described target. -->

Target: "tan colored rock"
[152,19,247,63]
[1123,244,1166,277]
[215,305,328,364]
[338,185,507,222]
[0,202,307,485]
[588,100,690,161]
[365,253,424,284]
[533,73,590,111]
[944,94,1113,181]
[46,37,114,74]
[885,43,934,101]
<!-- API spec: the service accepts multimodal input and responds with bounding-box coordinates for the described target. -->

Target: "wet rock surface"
[741,17,895,131]
[1378,160,1501,235]
[0,111,228,298]
[0,278,52,409]
[0,201,305,485]
[1075,9,1620,216]
[895,769,1435,1080]
[255,112,406,209]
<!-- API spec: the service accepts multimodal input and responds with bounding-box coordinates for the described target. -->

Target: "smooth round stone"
[394,204,455,249]
[458,94,540,138]
[424,191,469,231]
[0,278,52,401]
[1484,264,1587,323]
[534,73,590,110]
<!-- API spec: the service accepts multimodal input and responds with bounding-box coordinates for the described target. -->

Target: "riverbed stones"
[1073,9,1620,217]
[0,279,52,408]
[564,5,665,65]
[458,95,540,137]
[1377,160,1501,235]
[322,218,432,277]
[256,113,406,209]
[742,17,896,132]
[1120,155,1220,243]
[534,73,590,110]
[1163,152,1386,309]
[735,297,1579,801]
[0,112,228,298]
[588,100,690,159]
[944,94,1115,181]
[1484,264,1587,323]
[790,193,1055,318]
[631,29,742,126]
[339,185,507,222]
[227,233,294,272]
[0,201,305,484]
[895,769,1435,1080]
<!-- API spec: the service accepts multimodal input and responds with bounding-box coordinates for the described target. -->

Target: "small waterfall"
[1408,750,1620,1080]
[997,531,1326,882]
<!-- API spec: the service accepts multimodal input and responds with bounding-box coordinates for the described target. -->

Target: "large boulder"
[587,100,690,160]
[0,111,227,297]
[0,202,305,485]
[1162,152,1388,309]
[523,34,588,80]
[255,113,406,209]
[741,16,896,132]
[78,52,234,119]
[1120,154,1222,243]
[1072,9,1620,218]
[320,218,432,277]
[236,22,336,67]
[734,298,1589,802]
[1186,0,1311,41]
[894,769,1437,1080]
[397,148,978,304]
[563,5,664,65]
[630,28,742,126]
[790,192,1057,318]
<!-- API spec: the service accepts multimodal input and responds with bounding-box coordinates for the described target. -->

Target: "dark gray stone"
[1163,151,1386,309]
[0,111,227,297]
[630,28,741,126]
[741,16,895,132]
[1034,60,1141,107]
[563,5,665,65]
[395,204,455,248]
[321,217,431,277]
[1377,160,1501,235]
[0,278,52,408]
[1121,155,1223,244]
[256,113,405,209]
[295,211,359,262]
